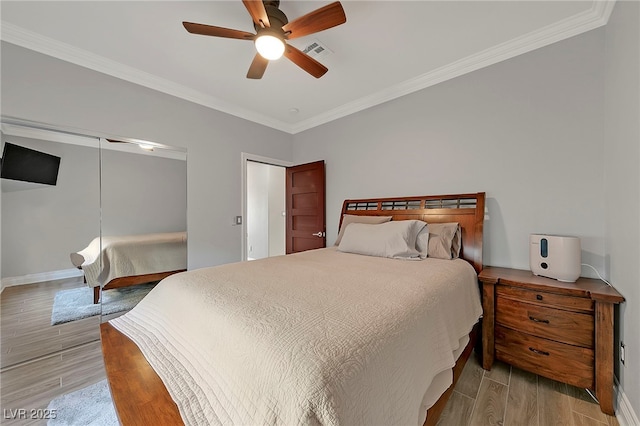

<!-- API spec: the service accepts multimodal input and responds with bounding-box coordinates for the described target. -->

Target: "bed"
[70,231,187,303]
[101,192,485,425]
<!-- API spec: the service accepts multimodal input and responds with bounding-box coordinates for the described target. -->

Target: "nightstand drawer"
[481,267,625,415]
[496,297,594,348]
[496,285,593,313]
[495,325,594,389]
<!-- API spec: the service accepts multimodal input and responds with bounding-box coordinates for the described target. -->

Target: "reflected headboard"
[339,192,485,273]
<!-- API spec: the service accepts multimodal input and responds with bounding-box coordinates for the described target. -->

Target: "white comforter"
[70,232,187,288]
[110,247,482,426]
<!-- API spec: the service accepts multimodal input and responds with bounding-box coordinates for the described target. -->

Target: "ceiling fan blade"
[282,2,346,40]
[283,44,328,79]
[242,0,270,28]
[183,22,255,40]
[247,53,269,79]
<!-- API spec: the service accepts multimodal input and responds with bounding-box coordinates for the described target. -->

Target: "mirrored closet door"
[0,121,101,368]
[0,118,187,370]
[98,137,187,322]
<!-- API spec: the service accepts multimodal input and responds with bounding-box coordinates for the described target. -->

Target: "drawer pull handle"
[529,347,550,356]
[529,316,550,324]
[536,294,543,300]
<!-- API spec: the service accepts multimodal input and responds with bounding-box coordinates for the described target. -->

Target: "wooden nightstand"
[479,266,624,415]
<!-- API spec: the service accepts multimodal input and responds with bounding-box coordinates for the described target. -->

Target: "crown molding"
[1,118,187,161]
[1,123,99,148]
[0,21,293,134]
[1,1,615,135]
[290,0,616,133]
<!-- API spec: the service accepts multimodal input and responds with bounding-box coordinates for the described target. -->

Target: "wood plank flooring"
[1,277,100,368]
[1,279,623,426]
[0,342,106,426]
[1,278,105,426]
[438,353,621,426]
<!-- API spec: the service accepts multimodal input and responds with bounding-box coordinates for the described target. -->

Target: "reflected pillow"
[427,222,461,260]
[338,220,426,259]
[334,214,392,245]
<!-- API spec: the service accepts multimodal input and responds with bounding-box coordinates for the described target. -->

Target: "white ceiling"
[1,1,612,134]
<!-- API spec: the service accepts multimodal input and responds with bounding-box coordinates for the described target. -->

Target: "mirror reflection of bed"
[96,138,187,322]
[72,232,187,316]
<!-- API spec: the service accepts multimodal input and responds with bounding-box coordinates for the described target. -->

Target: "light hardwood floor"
[1,280,623,426]
[1,277,100,369]
[1,278,105,426]
[438,353,621,426]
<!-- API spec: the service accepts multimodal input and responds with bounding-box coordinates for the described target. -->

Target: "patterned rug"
[46,379,118,426]
[50,283,156,325]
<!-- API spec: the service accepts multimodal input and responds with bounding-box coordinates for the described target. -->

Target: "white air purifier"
[529,234,581,282]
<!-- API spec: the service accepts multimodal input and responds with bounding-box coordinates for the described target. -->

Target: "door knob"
[312,232,325,237]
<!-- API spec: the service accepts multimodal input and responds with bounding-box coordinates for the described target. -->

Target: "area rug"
[46,379,118,426]
[51,283,156,325]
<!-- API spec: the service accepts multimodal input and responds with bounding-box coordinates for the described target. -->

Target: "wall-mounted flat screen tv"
[0,142,61,185]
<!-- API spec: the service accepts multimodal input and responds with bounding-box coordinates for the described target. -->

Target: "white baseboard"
[1,268,83,293]
[616,377,640,426]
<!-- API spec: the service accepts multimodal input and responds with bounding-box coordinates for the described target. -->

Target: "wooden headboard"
[339,192,486,273]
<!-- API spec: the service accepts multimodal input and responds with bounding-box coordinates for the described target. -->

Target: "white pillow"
[334,214,392,245]
[338,220,426,259]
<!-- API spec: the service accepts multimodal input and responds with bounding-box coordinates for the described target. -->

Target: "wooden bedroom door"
[285,160,325,254]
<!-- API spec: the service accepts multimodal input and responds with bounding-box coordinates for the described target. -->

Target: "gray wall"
[1,136,100,278]
[1,42,293,271]
[101,148,186,237]
[293,28,606,275]
[604,1,640,417]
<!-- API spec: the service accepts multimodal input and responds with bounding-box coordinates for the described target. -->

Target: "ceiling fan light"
[255,34,285,60]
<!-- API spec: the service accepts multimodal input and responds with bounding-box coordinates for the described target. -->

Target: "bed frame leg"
[93,287,100,304]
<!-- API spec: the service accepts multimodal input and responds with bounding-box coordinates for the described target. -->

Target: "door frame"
[241,152,293,261]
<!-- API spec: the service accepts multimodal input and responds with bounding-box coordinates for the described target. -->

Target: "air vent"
[300,39,332,59]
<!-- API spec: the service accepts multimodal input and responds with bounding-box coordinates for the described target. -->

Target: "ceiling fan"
[182,0,346,79]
